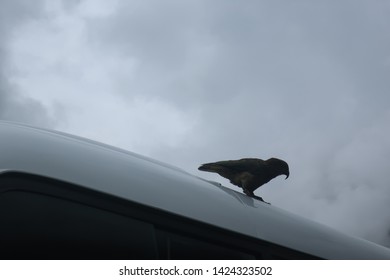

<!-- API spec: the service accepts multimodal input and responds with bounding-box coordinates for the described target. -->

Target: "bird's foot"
[252,195,271,205]
[243,190,270,204]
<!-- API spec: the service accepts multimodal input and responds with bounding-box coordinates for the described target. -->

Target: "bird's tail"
[198,163,223,173]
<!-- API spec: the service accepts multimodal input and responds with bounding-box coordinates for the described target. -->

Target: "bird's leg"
[252,194,270,204]
[243,188,253,196]
[242,186,270,204]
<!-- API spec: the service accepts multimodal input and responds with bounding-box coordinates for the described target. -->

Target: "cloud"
[0,85,55,127]
[0,0,59,128]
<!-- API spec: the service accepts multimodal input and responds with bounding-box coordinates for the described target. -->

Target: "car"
[0,120,389,260]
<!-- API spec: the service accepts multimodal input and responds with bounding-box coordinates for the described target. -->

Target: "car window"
[0,191,158,259]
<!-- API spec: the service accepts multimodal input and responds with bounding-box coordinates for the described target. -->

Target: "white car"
[0,121,389,259]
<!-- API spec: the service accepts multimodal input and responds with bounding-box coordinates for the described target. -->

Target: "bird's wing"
[211,158,265,173]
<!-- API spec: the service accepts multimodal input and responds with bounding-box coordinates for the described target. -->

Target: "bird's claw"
[253,195,271,205]
[243,190,271,204]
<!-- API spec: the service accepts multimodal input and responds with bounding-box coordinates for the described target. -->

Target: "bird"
[198,157,289,203]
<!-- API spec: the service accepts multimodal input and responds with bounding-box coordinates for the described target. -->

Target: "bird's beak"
[285,172,289,179]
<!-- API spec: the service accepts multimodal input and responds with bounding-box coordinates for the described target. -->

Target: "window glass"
[0,191,158,259]
[158,231,256,259]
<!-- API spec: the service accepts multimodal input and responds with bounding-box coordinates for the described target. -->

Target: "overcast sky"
[1,0,390,248]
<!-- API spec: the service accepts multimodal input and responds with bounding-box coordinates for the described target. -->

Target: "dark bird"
[198,158,289,203]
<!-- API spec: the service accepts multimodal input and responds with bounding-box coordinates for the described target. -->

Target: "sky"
[1,0,390,248]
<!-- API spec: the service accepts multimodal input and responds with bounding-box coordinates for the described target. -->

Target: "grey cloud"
[0,0,57,128]
[86,0,390,150]
[0,0,46,39]
[0,84,55,127]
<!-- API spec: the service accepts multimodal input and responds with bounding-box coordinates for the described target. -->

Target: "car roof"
[0,120,389,259]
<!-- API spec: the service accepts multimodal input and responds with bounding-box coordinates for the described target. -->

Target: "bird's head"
[268,158,289,179]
